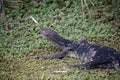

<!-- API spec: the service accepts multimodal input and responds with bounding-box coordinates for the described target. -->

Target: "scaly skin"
[37,28,120,70]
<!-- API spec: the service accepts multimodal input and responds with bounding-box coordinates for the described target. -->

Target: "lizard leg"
[35,51,67,59]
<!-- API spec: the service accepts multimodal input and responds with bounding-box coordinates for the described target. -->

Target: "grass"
[0,0,120,80]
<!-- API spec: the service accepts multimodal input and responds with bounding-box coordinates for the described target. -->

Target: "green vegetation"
[0,0,120,80]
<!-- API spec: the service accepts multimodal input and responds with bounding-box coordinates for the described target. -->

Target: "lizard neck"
[45,32,73,49]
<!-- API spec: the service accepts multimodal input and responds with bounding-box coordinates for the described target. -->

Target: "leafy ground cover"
[0,0,120,80]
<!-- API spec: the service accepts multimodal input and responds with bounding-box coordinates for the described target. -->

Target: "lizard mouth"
[39,28,48,36]
[39,28,58,39]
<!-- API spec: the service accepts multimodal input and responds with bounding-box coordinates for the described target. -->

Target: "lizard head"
[40,28,58,38]
[39,28,72,49]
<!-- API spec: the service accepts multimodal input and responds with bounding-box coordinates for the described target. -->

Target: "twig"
[53,70,67,73]
[30,16,38,24]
